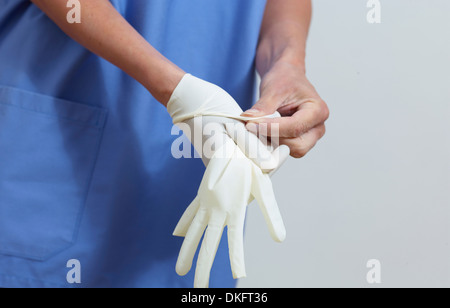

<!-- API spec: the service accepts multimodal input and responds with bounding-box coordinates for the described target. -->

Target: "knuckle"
[320,101,330,121]
[291,147,307,158]
[318,125,327,139]
[293,122,309,137]
[289,141,308,158]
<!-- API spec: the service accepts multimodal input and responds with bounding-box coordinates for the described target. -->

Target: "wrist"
[256,21,307,77]
[257,47,306,78]
[140,55,185,106]
[274,52,306,74]
[156,64,185,107]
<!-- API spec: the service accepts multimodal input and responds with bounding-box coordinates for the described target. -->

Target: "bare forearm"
[30,0,184,105]
[247,0,328,159]
[256,0,312,76]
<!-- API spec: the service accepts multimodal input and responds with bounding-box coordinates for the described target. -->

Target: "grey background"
[237,0,450,288]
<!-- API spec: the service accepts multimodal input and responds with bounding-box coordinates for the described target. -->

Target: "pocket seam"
[0,86,108,261]
[0,101,106,130]
[0,86,107,129]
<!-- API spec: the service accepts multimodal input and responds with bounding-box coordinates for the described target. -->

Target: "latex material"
[168,74,273,124]
[173,138,286,288]
[0,0,268,288]
[168,74,288,288]
[168,74,288,172]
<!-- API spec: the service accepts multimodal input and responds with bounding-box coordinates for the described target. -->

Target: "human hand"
[242,62,330,158]
[168,74,289,288]
[167,73,289,171]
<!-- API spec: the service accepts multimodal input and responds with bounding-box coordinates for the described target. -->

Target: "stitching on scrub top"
[0,101,104,130]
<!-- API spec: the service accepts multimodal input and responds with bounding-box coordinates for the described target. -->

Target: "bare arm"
[30,0,184,105]
[244,0,329,158]
[256,0,311,76]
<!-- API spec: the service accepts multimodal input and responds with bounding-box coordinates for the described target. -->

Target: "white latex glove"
[167,74,289,288]
[173,138,286,288]
[167,74,289,172]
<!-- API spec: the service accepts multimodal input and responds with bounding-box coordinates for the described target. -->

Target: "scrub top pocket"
[0,86,107,261]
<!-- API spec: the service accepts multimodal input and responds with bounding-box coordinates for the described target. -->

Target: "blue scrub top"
[0,0,267,287]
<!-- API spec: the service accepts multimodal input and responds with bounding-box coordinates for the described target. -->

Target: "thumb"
[241,97,278,117]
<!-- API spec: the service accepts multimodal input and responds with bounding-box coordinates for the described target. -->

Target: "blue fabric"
[0,0,266,287]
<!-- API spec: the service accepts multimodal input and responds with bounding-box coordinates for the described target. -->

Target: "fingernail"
[246,122,258,134]
[242,109,261,116]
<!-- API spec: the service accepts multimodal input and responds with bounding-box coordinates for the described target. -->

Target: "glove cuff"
[167,74,243,124]
[167,74,282,125]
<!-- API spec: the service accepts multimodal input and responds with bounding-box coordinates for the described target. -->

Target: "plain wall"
[237,0,450,288]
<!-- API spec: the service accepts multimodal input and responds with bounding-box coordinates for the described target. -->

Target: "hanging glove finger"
[176,208,208,276]
[173,197,200,237]
[251,171,286,243]
[194,212,227,288]
[227,207,247,279]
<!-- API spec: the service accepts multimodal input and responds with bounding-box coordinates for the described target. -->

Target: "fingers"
[225,121,276,172]
[194,213,227,288]
[251,172,286,242]
[227,207,247,279]
[246,100,329,138]
[173,197,200,237]
[268,145,291,176]
[241,96,279,118]
[175,209,208,276]
[280,124,326,158]
[226,112,288,173]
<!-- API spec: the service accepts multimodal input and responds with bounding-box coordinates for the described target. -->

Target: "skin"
[243,0,330,158]
[30,0,185,104]
[30,0,328,158]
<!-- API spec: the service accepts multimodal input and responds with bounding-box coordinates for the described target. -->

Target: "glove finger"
[225,121,277,173]
[227,208,247,279]
[173,197,200,237]
[252,173,286,242]
[268,145,291,177]
[194,212,227,288]
[176,208,208,276]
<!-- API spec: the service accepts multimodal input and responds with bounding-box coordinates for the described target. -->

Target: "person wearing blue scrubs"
[0,0,328,287]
